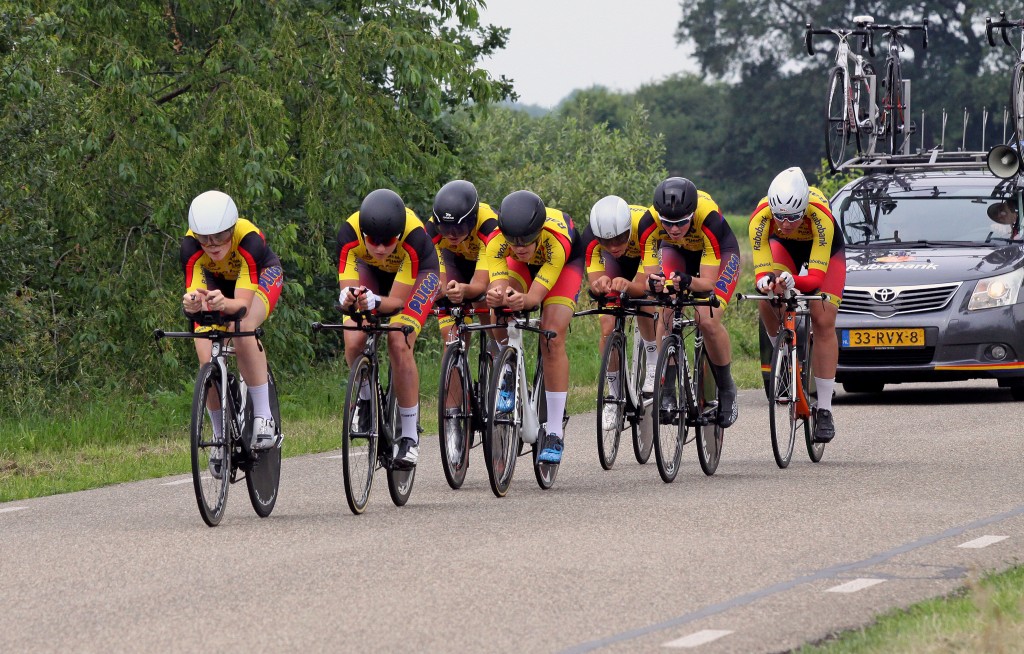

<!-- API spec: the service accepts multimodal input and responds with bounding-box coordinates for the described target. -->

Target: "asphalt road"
[2,381,1022,653]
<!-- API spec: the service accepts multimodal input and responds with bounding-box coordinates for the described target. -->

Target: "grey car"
[830,161,1024,397]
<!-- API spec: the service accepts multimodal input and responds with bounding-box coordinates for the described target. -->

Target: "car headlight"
[968,268,1024,310]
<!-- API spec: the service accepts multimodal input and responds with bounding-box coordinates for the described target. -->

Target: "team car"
[827,149,1024,397]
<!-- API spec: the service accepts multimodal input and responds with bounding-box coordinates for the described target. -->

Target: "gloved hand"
[363,291,381,311]
[338,286,355,308]
[673,271,693,291]
[777,271,795,290]
[755,273,776,293]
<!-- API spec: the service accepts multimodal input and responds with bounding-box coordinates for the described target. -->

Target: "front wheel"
[246,367,282,518]
[826,66,853,172]
[596,331,626,470]
[1011,62,1024,149]
[695,345,724,476]
[191,363,231,527]
[438,345,471,489]
[342,355,377,515]
[485,347,520,497]
[652,336,686,483]
[768,336,796,469]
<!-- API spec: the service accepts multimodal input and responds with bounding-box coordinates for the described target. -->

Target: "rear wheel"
[629,320,654,464]
[652,335,686,483]
[191,363,230,527]
[438,345,471,489]
[768,337,796,469]
[596,331,626,470]
[802,331,824,463]
[485,347,520,497]
[826,67,853,172]
[532,354,559,490]
[386,387,416,506]
[246,367,282,517]
[1011,62,1024,147]
[342,355,377,515]
[695,345,724,476]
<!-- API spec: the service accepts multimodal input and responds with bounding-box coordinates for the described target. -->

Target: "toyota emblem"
[873,288,897,303]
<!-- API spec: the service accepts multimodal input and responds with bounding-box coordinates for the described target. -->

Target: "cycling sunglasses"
[661,212,694,229]
[363,233,400,248]
[771,211,804,224]
[436,221,472,239]
[597,232,631,249]
[195,228,234,247]
[505,230,542,247]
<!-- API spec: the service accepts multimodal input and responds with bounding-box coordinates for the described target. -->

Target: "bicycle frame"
[498,312,554,445]
[987,13,1024,145]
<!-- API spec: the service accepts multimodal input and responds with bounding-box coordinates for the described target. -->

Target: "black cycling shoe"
[393,437,419,469]
[716,383,739,428]
[812,408,836,443]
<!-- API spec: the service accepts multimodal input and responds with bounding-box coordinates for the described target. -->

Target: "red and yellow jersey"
[581,204,661,274]
[426,202,501,274]
[336,208,440,286]
[749,186,841,285]
[649,190,738,268]
[486,207,582,290]
[180,218,281,293]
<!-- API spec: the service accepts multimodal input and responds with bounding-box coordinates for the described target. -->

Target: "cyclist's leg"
[235,266,284,447]
[697,253,741,427]
[809,251,844,442]
[536,257,583,462]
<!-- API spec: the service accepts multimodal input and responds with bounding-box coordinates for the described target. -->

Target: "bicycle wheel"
[386,386,416,507]
[652,335,686,483]
[531,353,560,490]
[485,347,520,497]
[768,336,796,469]
[438,344,471,489]
[802,328,824,463]
[190,363,230,527]
[629,320,654,464]
[596,331,626,470]
[342,355,377,515]
[884,61,905,155]
[695,344,724,476]
[826,66,853,172]
[854,65,874,155]
[246,366,282,518]
[1011,62,1024,147]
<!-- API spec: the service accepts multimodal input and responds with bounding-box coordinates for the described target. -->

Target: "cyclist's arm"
[691,209,740,293]
[336,216,363,290]
[180,236,208,294]
[796,199,836,293]
[748,202,778,286]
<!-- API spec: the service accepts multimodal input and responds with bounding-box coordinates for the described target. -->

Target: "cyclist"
[180,190,284,477]
[749,166,846,443]
[428,179,501,343]
[582,195,661,429]
[336,188,441,469]
[485,190,585,464]
[647,177,742,428]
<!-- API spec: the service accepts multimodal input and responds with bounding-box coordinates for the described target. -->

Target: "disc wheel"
[652,336,686,483]
[485,347,520,497]
[695,346,724,476]
[532,355,559,490]
[768,337,797,469]
[246,366,282,517]
[629,320,654,464]
[191,363,230,527]
[596,331,626,470]
[385,366,416,507]
[438,345,471,489]
[342,355,377,515]
[801,328,825,463]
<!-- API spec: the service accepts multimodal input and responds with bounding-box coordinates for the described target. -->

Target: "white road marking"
[826,578,886,593]
[161,478,193,486]
[662,630,733,648]
[323,453,366,460]
[958,535,1008,549]
[0,506,27,514]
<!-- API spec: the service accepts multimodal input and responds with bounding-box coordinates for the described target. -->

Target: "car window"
[834,186,1022,245]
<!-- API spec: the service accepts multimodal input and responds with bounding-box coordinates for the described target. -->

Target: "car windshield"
[834,184,1022,246]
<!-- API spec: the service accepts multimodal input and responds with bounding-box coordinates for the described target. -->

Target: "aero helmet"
[359,189,407,244]
[653,177,698,222]
[432,180,479,240]
[767,167,810,220]
[589,195,632,240]
[188,190,238,235]
[498,190,547,245]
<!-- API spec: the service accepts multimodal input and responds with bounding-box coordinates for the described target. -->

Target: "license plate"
[842,328,925,348]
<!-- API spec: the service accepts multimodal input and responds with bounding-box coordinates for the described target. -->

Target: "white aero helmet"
[589,195,632,240]
[188,190,239,235]
[767,167,810,219]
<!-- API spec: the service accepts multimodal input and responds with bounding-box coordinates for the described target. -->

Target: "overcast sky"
[477,0,699,108]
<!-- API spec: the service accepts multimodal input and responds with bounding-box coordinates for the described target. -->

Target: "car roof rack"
[837,149,990,173]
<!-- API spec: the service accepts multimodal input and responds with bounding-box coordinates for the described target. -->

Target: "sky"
[476,0,699,108]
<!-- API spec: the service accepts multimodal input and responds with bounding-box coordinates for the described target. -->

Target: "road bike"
[806,17,876,172]
[155,309,282,527]
[573,292,657,469]
[866,20,928,157]
[432,297,500,489]
[986,12,1024,147]
[311,308,416,514]
[741,291,828,468]
[648,285,724,483]
[485,307,567,496]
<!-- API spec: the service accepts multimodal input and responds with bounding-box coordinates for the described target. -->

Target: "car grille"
[839,283,961,317]
[839,348,936,366]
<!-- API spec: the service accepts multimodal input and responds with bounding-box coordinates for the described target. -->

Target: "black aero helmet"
[498,190,546,246]
[653,177,698,222]
[359,189,406,245]
[432,180,479,240]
